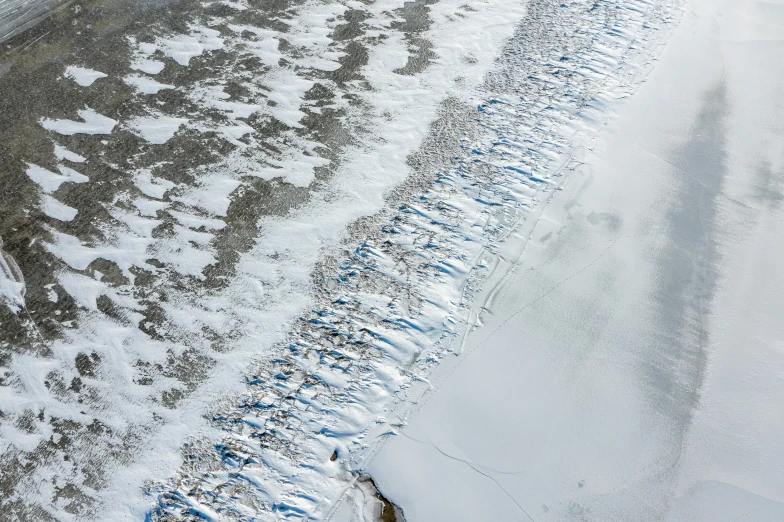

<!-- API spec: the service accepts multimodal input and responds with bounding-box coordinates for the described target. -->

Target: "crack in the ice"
[428,437,536,521]
[394,425,537,520]
[397,429,529,476]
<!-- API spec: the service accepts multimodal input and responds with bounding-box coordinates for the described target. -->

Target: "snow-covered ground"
[2,0,780,519]
[3,0,534,517]
[367,0,784,520]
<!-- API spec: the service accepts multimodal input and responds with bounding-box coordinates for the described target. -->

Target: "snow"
[167,209,226,231]
[227,24,282,67]
[53,144,86,163]
[40,108,117,135]
[63,65,107,86]
[127,114,188,144]
[170,176,241,216]
[187,85,261,119]
[11,0,779,519]
[261,69,316,128]
[0,0,69,43]
[41,194,78,221]
[133,169,176,199]
[88,0,533,516]
[119,1,681,520]
[25,163,88,193]
[154,25,224,66]
[367,0,784,521]
[123,74,174,95]
[130,58,165,75]
[0,235,26,312]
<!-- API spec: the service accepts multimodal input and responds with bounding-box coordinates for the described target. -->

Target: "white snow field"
[3,0,780,519]
[367,0,784,521]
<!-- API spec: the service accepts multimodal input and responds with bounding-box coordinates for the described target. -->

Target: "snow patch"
[64,65,107,86]
[131,59,166,75]
[40,108,117,135]
[123,74,174,95]
[133,170,176,199]
[41,194,78,221]
[25,163,88,193]
[53,144,86,163]
[0,235,26,312]
[127,114,188,144]
[156,25,224,66]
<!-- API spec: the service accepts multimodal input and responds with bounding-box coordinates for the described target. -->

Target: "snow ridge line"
[146,1,683,521]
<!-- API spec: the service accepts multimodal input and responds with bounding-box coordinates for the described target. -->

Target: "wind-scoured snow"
[41,194,78,222]
[129,57,166,75]
[53,144,87,163]
[2,0,529,517]
[123,75,175,95]
[0,0,69,43]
